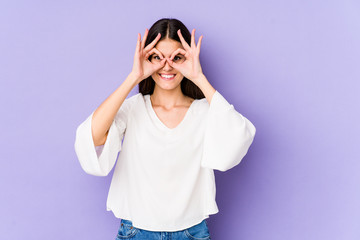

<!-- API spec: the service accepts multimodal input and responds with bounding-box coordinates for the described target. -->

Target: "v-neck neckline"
[145,94,197,133]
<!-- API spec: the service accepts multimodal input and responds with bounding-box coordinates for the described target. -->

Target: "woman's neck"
[150,86,192,108]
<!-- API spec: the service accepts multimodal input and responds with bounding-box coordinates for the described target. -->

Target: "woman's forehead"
[154,39,184,56]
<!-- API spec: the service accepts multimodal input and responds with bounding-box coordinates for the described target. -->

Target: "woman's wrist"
[128,72,143,84]
[126,72,142,86]
[192,72,206,85]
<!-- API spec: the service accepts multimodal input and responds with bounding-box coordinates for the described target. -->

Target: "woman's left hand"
[167,29,204,83]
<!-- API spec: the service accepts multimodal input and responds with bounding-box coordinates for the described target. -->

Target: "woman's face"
[150,38,185,91]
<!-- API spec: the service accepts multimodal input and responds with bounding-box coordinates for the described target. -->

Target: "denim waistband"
[121,218,133,225]
[120,218,207,230]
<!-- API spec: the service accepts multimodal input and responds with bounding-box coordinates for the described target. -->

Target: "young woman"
[74,18,256,240]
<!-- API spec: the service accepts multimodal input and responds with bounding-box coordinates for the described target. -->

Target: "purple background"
[1,0,359,239]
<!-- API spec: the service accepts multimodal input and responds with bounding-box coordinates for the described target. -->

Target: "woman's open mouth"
[159,73,176,81]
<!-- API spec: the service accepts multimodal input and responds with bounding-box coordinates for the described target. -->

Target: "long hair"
[138,18,205,99]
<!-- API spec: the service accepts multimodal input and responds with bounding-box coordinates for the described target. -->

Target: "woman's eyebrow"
[153,48,165,56]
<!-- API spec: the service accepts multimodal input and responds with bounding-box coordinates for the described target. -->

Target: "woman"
[74,18,256,240]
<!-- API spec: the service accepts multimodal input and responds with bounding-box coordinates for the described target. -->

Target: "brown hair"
[138,18,205,100]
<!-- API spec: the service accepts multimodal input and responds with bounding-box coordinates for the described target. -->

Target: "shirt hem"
[106,207,219,232]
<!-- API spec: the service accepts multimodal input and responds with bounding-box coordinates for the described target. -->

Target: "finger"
[144,49,154,60]
[135,33,141,54]
[150,48,164,59]
[177,29,191,51]
[169,48,187,61]
[144,48,164,60]
[150,58,166,73]
[144,33,161,52]
[196,35,203,54]
[191,29,196,48]
[156,58,167,69]
[167,58,180,70]
[140,28,148,50]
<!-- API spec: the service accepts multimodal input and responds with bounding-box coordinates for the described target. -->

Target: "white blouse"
[74,90,256,231]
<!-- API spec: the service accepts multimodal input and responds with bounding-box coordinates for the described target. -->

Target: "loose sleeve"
[74,99,131,176]
[201,90,256,172]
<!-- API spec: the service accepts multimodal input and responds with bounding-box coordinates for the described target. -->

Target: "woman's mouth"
[159,73,176,80]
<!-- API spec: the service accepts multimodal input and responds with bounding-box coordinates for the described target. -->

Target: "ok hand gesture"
[167,29,204,84]
[131,29,167,84]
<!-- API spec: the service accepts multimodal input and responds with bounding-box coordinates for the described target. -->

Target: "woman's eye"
[152,55,161,61]
[173,56,182,61]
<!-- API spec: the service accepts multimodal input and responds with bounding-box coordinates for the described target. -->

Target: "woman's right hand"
[130,29,166,84]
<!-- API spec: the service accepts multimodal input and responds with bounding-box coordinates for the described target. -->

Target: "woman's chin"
[154,79,182,90]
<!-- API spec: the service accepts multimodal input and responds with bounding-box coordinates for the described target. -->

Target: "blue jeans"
[115,218,211,240]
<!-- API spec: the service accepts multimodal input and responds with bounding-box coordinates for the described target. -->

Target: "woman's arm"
[93,29,166,147]
[74,29,166,176]
[91,73,138,146]
[200,89,256,172]
[168,29,256,172]
[74,77,137,176]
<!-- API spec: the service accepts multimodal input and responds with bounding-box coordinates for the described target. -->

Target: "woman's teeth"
[160,74,175,79]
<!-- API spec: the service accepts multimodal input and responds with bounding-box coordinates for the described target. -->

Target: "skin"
[131,28,216,129]
[148,38,194,129]
[91,27,216,145]
[150,38,186,100]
